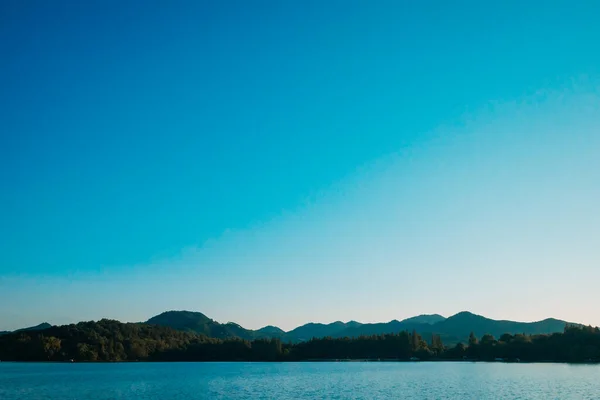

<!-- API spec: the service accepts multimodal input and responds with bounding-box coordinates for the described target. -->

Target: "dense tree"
[499,333,513,343]
[410,330,420,352]
[444,342,466,359]
[468,332,478,346]
[0,321,598,363]
[480,334,495,345]
[430,334,444,355]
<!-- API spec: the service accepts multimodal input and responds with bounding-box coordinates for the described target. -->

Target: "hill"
[0,319,197,361]
[328,312,570,344]
[144,311,365,342]
[432,311,571,340]
[285,321,362,342]
[0,322,53,336]
[400,314,446,325]
[17,322,53,332]
[146,311,284,341]
[255,325,286,337]
[1,318,597,363]
[143,310,573,345]
[337,320,413,337]
[146,311,254,339]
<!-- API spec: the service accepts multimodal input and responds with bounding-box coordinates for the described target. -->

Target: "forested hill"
[145,311,281,341]
[432,312,570,339]
[0,319,598,363]
[0,323,53,336]
[0,320,196,361]
[1,311,577,345]
[143,310,574,344]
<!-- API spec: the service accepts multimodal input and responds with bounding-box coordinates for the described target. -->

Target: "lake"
[1,362,599,399]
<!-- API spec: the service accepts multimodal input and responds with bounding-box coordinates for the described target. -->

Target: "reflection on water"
[1,361,599,399]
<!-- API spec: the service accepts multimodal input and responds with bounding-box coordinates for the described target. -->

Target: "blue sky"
[1,1,599,331]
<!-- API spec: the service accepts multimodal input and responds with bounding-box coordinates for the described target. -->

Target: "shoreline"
[2,359,599,364]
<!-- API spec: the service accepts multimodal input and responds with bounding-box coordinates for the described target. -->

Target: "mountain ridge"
[142,310,577,345]
[1,318,597,363]
[0,322,53,336]
[399,314,446,325]
[2,312,578,344]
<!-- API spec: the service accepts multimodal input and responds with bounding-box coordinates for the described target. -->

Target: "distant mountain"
[146,311,285,341]
[2,318,597,363]
[285,321,361,342]
[1,311,573,346]
[0,322,53,336]
[334,312,571,344]
[400,314,446,325]
[147,311,212,333]
[433,311,571,340]
[144,310,573,345]
[256,325,286,337]
[339,320,413,338]
[145,312,366,342]
[146,311,254,339]
[321,318,457,344]
[222,322,256,340]
[17,322,53,332]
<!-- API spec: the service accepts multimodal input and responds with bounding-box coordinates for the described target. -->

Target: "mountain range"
[144,310,573,344]
[1,312,575,344]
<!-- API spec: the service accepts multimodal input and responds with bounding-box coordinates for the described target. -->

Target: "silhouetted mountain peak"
[400,314,446,325]
[149,310,211,323]
[436,311,571,341]
[538,317,565,324]
[141,310,573,345]
[449,311,481,319]
[146,311,278,341]
[257,325,285,335]
[18,322,52,331]
[146,310,218,336]
[0,322,53,336]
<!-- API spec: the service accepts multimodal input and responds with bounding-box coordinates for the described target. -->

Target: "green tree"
[410,330,421,353]
[480,334,496,345]
[430,334,444,355]
[468,332,478,346]
[1,319,599,363]
[499,333,513,343]
[77,343,98,361]
[466,332,479,358]
[42,336,61,360]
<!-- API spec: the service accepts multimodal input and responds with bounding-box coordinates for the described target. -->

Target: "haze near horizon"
[1,1,599,331]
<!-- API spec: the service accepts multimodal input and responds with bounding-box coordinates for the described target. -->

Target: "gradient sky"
[1,1,599,331]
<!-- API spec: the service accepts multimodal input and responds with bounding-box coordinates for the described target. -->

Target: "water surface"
[1,362,599,399]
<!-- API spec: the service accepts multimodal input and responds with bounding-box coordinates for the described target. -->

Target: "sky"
[1,1,599,331]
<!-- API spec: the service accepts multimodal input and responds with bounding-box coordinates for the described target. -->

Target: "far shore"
[2,359,598,364]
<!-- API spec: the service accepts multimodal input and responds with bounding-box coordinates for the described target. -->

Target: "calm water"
[1,362,599,399]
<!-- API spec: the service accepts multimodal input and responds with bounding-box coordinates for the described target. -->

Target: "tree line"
[0,320,598,363]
